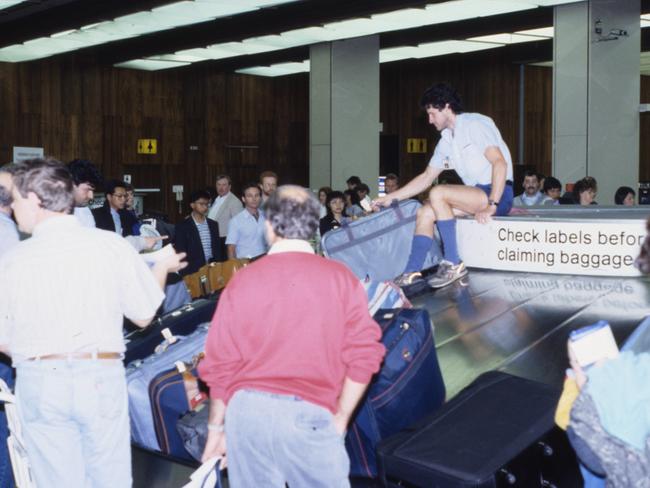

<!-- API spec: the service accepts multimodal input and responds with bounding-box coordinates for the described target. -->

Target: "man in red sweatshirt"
[199,185,385,487]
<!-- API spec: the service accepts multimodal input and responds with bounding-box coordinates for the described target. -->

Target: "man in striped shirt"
[174,190,224,276]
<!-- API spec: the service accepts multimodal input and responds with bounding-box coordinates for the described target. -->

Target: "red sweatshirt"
[198,250,385,413]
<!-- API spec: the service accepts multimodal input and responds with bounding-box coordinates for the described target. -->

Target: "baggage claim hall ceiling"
[1,0,650,75]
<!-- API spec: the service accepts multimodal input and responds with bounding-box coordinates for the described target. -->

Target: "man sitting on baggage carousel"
[372,82,514,289]
[0,158,187,488]
[198,185,385,487]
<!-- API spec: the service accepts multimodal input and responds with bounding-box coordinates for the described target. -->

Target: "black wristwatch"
[488,199,499,206]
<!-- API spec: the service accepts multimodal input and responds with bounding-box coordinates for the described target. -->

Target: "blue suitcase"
[346,308,446,478]
[126,323,210,451]
[124,295,218,365]
[321,200,442,282]
[150,363,206,460]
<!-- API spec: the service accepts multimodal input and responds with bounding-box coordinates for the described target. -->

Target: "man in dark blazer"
[92,179,134,236]
[175,190,225,276]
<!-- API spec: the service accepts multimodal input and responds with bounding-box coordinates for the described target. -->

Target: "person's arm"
[372,165,441,209]
[333,377,370,435]
[130,252,187,328]
[201,398,227,464]
[474,146,508,224]
[226,244,237,259]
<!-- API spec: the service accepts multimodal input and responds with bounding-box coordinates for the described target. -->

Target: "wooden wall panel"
[523,65,552,178]
[0,56,308,222]
[640,75,650,182]
[379,49,522,184]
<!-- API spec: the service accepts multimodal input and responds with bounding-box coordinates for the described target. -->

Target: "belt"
[28,352,122,361]
[506,180,513,186]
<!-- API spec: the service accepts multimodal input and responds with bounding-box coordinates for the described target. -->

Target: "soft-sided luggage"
[126,323,210,451]
[321,200,442,282]
[177,402,210,462]
[377,371,577,488]
[346,308,445,478]
[124,295,218,365]
[150,360,207,460]
[183,259,249,298]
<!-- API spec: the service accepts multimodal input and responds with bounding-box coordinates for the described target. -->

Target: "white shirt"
[0,215,164,363]
[208,194,227,220]
[0,212,19,258]
[429,113,513,186]
[74,206,96,228]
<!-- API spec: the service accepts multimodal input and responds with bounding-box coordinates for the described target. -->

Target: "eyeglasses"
[112,193,127,199]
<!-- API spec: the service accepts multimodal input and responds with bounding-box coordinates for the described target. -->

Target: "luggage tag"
[155,328,180,354]
[175,360,208,410]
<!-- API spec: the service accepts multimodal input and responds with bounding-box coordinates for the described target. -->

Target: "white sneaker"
[427,261,468,289]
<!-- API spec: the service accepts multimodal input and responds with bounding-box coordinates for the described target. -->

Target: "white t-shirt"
[428,113,513,186]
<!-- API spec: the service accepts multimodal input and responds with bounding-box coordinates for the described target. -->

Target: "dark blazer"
[92,202,134,237]
[174,216,224,276]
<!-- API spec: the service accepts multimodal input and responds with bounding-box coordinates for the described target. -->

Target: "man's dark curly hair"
[67,159,103,188]
[420,82,463,113]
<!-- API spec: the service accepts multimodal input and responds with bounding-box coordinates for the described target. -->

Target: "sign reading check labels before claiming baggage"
[459,218,646,277]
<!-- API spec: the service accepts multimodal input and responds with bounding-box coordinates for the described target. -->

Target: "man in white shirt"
[68,158,102,228]
[513,171,545,206]
[207,174,243,256]
[226,183,267,259]
[0,158,186,488]
[373,83,513,289]
[0,165,19,258]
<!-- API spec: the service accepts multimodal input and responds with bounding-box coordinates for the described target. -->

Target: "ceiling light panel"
[0,0,301,62]
[115,59,191,71]
[0,1,26,10]
[144,0,571,70]
[468,33,549,44]
[236,60,310,77]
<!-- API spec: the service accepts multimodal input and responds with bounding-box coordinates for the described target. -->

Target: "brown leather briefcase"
[183,259,250,298]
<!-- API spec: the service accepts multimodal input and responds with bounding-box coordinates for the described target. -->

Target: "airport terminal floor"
[133,268,650,488]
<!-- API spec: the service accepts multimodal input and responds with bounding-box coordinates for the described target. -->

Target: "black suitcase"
[123,295,218,365]
[377,371,579,488]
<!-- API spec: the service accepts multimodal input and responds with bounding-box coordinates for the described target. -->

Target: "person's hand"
[567,340,588,389]
[142,235,167,250]
[332,411,350,437]
[474,204,496,224]
[157,251,188,274]
[202,431,227,467]
[371,196,390,212]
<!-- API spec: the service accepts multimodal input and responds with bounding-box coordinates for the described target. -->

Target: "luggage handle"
[339,199,405,242]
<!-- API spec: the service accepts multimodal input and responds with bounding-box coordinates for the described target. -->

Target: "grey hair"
[12,158,74,213]
[263,185,320,240]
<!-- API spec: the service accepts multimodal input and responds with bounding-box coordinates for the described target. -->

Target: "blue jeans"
[226,389,350,487]
[15,359,131,488]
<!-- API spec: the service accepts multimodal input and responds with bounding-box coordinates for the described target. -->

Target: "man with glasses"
[174,190,224,276]
[92,180,132,236]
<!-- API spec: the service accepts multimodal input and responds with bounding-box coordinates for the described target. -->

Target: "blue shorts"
[475,181,513,216]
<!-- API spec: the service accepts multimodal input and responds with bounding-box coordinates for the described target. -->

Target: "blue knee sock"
[437,219,460,264]
[403,235,434,273]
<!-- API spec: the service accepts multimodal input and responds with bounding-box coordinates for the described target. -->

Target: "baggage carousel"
[133,268,650,487]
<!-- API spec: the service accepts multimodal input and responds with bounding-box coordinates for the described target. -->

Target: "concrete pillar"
[309,36,380,193]
[553,0,640,204]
